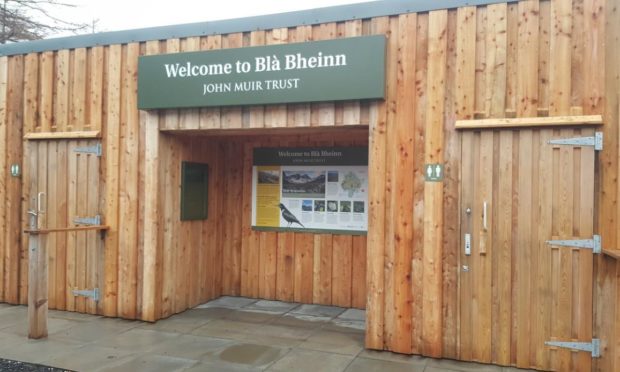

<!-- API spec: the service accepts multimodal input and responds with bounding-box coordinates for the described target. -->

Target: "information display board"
[251,147,368,234]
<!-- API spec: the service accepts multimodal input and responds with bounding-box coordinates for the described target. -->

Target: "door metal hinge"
[546,235,601,254]
[548,132,603,151]
[73,215,101,226]
[74,143,102,157]
[545,339,600,358]
[72,288,100,302]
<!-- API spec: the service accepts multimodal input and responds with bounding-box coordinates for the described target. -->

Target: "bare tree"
[0,0,88,44]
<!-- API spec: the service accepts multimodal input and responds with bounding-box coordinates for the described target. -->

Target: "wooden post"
[27,212,48,339]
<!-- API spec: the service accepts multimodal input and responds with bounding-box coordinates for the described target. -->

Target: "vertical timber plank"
[103,44,122,317]
[366,15,389,350]
[422,10,448,358]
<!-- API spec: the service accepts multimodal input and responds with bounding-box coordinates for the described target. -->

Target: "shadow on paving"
[0,358,74,372]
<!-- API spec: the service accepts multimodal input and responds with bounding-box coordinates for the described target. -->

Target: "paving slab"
[345,357,426,372]
[45,344,137,372]
[54,317,142,344]
[94,328,181,353]
[267,349,354,372]
[207,342,290,369]
[337,308,365,321]
[298,329,364,355]
[358,349,429,366]
[149,334,233,360]
[195,296,257,309]
[0,337,83,365]
[426,358,504,372]
[270,313,332,328]
[243,300,300,314]
[289,304,346,318]
[97,353,197,372]
[224,309,279,324]
[325,318,366,332]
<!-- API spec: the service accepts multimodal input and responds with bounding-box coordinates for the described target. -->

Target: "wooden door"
[27,139,103,315]
[459,127,596,371]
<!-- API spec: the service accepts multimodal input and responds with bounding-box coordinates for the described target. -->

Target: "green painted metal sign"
[138,35,385,109]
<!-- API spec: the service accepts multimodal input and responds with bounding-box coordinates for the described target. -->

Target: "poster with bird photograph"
[251,147,368,233]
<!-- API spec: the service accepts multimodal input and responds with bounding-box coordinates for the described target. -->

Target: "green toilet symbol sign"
[425,163,443,182]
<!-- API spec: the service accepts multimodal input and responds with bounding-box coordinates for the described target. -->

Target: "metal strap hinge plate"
[74,215,102,226]
[72,288,100,302]
[546,235,601,254]
[547,132,603,150]
[74,143,102,157]
[545,339,600,358]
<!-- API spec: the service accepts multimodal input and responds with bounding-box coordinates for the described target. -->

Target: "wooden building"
[0,0,619,370]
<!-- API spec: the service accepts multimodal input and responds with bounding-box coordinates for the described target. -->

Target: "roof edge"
[0,0,514,56]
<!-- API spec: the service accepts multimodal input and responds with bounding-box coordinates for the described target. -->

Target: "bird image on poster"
[279,203,305,228]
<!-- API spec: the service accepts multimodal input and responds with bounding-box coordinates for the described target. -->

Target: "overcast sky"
[48,0,371,38]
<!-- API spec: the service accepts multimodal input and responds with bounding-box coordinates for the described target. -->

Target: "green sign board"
[138,35,385,109]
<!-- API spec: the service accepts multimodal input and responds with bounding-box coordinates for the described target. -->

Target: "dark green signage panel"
[253,147,368,166]
[138,35,385,109]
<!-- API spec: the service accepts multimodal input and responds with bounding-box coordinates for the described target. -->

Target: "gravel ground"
[0,359,73,372]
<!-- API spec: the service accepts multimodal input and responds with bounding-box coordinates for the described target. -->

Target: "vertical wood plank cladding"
[276,232,295,302]
[366,15,390,351]
[583,0,605,114]
[517,0,540,117]
[382,14,399,352]
[442,9,459,360]
[5,55,24,304]
[549,0,573,116]
[538,1,551,112]
[496,130,513,366]
[55,142,68,310]
[0,57,8,302]
[596,0,617,371]
[241,140,260,298]
[70,48,87,132]
[294,233,314,303]
[571,0,585,111]
[103,44,122,317]
[351,236,367,309]
[505,4,518,115]
[455,6,476,361]
[422,10,447,358]
[54,50,70,131]
[515,1,540,369]
[386,13,416,354]
[259,232,277,299]
[141,40,161,323]
[23,54,38,134]
[331,234,352,307]
[39,52,54,132]
[117,43,140,319]
[411,13,429,355]
[160,134,175,317]
[313,234,333,304]
[89,47,104,132]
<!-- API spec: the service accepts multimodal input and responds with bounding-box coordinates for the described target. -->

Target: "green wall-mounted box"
[180,161,209,221]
